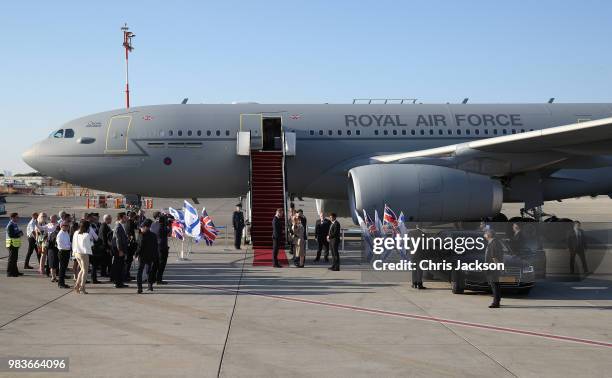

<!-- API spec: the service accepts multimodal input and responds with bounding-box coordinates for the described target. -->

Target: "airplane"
[21,101,612,225]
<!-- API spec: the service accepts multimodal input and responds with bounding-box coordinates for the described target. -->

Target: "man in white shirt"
[56,222,72,289]
[24,212,39,269]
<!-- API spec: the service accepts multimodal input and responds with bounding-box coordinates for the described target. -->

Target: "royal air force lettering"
[344,114,523,127]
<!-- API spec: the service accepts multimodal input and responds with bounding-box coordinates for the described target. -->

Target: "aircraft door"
[240,114,263,150]
[105,115,132,153]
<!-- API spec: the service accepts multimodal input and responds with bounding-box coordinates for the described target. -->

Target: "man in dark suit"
[98,214,113,278]
[484,229,504,308]
[272,208,284,268]
[567,221,588,274]
[327,213,341,271]
[232,204,245,250]
[135,219,159,294]
[314,212,331,262]
[112,212,129,288]
[408,225,426,289]
[510,223,525,254]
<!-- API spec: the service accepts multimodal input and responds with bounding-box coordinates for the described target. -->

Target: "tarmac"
[0,196,611,377]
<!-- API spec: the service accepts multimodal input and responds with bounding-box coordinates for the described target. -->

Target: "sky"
[1,0,612,173]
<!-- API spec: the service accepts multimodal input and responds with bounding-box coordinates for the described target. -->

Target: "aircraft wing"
[371,116,612,175]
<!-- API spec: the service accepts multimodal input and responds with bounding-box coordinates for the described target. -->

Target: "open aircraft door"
[105,115,132,153]
[240,114,263,150]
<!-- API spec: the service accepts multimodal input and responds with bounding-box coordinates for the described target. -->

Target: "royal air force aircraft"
[21,101,612,223]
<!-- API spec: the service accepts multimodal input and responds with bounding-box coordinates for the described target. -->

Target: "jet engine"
[348,164,503,223]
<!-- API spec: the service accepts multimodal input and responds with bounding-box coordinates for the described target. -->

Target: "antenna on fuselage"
[121,23,135,109]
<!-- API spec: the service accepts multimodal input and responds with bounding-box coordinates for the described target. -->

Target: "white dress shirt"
[27,219,38,238]
[57,230,72,250]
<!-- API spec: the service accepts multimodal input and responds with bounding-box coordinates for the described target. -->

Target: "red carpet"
[253,248,289,266]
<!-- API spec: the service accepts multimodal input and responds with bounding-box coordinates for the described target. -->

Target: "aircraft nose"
[22,143,40,170]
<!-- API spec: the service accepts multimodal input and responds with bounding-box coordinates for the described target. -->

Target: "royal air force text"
[344,114,523,128]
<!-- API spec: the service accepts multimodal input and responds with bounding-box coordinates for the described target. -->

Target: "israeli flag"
[397,212,407,259]
[183,200,201,239]
[168,207,185,224]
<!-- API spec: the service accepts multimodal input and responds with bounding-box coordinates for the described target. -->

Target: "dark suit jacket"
[112,223,129,256]
[567,229,587,252]
[233,211,245,230]
[99,222,113,250]
[315,219,331,240]
[328,220,341,240]
[510,231,525,253]
[272,216,283,240]
[485,238,504,278]
[135,231,159,263]
[299,215,307,239]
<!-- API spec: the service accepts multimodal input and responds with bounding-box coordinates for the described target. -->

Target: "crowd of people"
[5,210,171,294]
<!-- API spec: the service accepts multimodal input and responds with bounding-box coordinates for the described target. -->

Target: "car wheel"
[451,270,465,294]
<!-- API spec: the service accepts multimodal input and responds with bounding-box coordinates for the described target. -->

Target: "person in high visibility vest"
[5,212,24,277]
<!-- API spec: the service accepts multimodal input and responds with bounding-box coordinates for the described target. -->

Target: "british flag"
[200,208,219,246]
[363,209,378,235]
[171,220,184,240]
[383,204,399,234]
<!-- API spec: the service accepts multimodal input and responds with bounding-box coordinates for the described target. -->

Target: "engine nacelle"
[348,164,503,223]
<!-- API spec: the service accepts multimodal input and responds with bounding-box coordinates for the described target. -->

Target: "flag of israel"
[168,207,185,224]
[183,200,201,238]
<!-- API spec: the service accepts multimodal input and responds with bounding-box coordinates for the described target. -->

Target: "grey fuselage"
[22,103,612,202]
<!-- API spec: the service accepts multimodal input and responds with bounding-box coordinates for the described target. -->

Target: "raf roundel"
[163,157,172,166]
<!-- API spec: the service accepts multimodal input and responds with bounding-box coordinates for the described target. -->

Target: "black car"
[429,230,535,295]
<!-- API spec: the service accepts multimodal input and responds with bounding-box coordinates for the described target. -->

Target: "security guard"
[232,204,245,250]
[5,212,24,277]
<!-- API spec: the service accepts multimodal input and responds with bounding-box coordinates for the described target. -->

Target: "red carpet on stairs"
[250,151,288,266]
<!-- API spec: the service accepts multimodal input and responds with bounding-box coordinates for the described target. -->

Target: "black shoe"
[411,283,417,288]
[488,303,500,308]
[417,284,427,290]
[328,267,334,270]
[324,258,329,262]
[24,265,34,270]
[137,289,143,294]
[115,283,129,288]
[17,272,24,276]
[85,280,90,284]
[273,264,282,268]
[51,278,58,283]
[7,274,19,277]
[313,258,320,263]
[298,265,304,268]
[147,286,153,291]
[92,280,101,284]
[59,284,70,289]
[156,281,168,285]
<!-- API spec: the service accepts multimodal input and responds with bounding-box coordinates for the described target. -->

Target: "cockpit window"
[64,129,75,138]
[52,129,64,138]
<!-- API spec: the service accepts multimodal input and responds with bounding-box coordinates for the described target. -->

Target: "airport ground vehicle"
[430,230,536,295]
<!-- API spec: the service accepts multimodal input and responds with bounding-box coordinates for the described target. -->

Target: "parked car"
[429,230,535,295]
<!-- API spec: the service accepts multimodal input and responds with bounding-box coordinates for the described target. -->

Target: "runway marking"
[571,286,609,290]
[174,282,612,349]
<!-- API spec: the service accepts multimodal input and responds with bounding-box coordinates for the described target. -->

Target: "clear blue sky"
[2,0,612,172]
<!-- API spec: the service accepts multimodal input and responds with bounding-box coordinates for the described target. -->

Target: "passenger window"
[448,129,452,135]
[466,129,471,135]
[338,130,342,135]
[356,130,361,136]
[494,129,498,135]
[429,129,433,135]
[216,130,220,136]
[53,129,64,138]
[457,129,462,135]
[187,130,192,136]
[438,129,443,135]
[402,130,406,135]
[328,130,333,136]
[383,130,388,135]
[420,130,424,135]
[484,129,488,135]
[511,129,516,134]
[226,130,230,136]
[475,129,479,135]
[375,130,379,135]
[503,129,507,135]
[178,130,183,136]
[347,130,352,135]
[319,130,323,136]
[309,130,314,135]
[411,130,415,135]
[392,130,397,136]
[521,129,525,133]
[197,130,201,136]
[169,130,174,136]
[207,130,211,136]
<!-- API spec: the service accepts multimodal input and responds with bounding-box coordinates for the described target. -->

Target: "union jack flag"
[363,209,378,235]
[171,220,184,240]
[383,204,399,234]
[200,208,219,246]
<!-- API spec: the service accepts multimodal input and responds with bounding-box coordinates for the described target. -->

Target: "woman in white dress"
[72,220,93,294]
